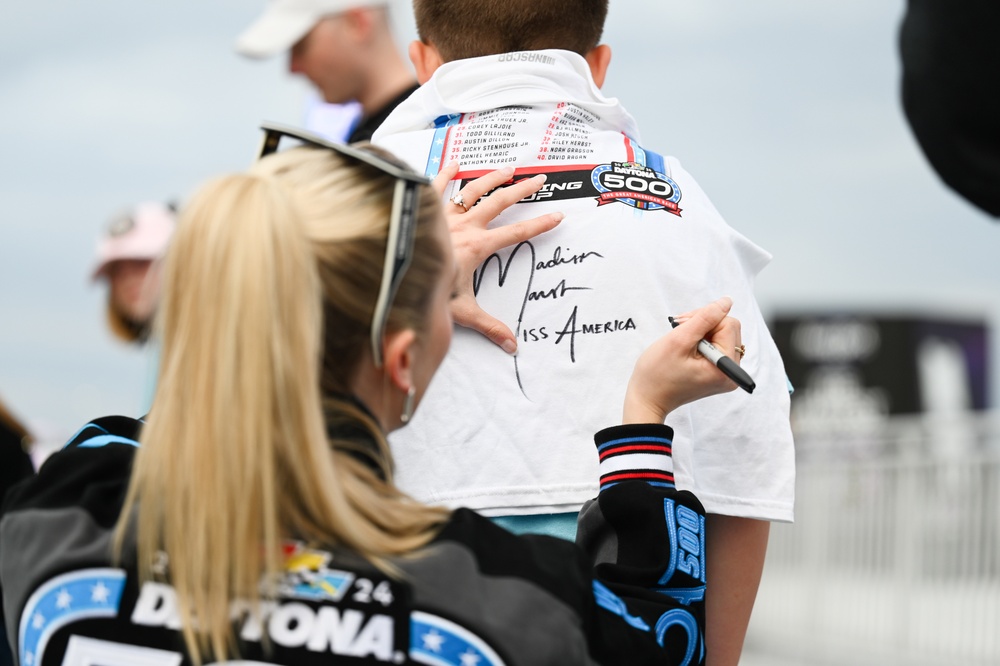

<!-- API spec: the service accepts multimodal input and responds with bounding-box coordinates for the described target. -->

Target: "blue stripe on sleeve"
[597,436,673,453]
[75,434,139,449]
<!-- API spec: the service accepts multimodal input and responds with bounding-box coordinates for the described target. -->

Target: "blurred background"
[1,1,997,664]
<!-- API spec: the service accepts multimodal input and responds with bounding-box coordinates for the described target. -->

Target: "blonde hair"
[116,147,449,663]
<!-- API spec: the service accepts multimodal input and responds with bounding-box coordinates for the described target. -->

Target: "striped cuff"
[594,424,675,493]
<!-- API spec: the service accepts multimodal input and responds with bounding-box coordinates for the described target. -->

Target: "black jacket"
[0,416,707,665]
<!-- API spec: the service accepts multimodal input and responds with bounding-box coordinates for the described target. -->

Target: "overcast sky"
[1,0,997,441]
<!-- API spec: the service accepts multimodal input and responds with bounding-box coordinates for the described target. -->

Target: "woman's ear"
[584,44,612,88]
[409,40,445,84]
[383,328,418,393]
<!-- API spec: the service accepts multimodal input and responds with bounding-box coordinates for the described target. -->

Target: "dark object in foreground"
[900,0,1000,218]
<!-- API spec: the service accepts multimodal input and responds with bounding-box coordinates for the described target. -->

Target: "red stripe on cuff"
[600,471,675,485]
[598,444,672,461]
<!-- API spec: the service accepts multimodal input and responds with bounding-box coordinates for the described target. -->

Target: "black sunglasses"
[257,122,431,368]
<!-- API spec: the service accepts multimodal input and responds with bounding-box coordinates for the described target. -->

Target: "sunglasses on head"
[257,122,431,368]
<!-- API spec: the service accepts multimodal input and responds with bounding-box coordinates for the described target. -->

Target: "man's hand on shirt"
[433,162,564,354]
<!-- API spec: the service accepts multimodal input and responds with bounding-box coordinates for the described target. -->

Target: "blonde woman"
[0,127,743,666]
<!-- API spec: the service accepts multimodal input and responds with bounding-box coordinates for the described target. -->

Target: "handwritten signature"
[475,243,628,397]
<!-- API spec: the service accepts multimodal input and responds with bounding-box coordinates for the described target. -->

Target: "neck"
[350,367,401,435]
[355,44,415,118]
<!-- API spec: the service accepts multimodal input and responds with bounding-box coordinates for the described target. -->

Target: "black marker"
[669,316,755,394]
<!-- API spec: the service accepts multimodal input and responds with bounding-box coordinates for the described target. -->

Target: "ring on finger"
[450,192,470,212]
[735,344,746,357]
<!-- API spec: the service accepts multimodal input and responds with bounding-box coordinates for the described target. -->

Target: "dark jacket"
[0,416,707,665]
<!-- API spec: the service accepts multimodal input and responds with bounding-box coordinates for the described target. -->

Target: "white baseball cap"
[236,0,388,59]
[91,202,176,281]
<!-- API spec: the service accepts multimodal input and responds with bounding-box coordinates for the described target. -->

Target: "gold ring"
[450,193,469,212]
[735,344,746,357]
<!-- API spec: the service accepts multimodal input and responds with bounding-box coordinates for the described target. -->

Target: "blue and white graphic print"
[656,498,706,605]
[655,609,702,666]
[590,161,682,215]
[592,580,650,632]
[410,611,505,666]
[63,421,139,450]
[425,114,463,177]
[18,568,127,666]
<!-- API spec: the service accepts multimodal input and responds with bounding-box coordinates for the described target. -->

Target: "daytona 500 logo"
[591,162,682,215]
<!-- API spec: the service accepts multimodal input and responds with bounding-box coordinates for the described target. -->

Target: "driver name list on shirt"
[445,103,599,167]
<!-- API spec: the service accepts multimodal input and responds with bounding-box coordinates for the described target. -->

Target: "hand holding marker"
[669,314,756,394]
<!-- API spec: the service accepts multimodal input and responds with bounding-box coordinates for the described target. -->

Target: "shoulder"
[434,508,591,605]
[1,417,141,658]
[2,415,141,525]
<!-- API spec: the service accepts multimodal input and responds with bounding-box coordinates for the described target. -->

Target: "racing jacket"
[372,49,794,522]
[1,416,708,666]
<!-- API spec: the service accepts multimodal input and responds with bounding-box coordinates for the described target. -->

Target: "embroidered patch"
[19,568,127,666]
[410,611,506,665]
[278,542,356,603]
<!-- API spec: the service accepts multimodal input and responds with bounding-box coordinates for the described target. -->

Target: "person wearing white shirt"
[372,2,795,664]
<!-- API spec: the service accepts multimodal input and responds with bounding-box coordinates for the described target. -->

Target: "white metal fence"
[745,411,1000,666]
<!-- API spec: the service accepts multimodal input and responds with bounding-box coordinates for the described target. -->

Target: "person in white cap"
[236,0,418,143]
[91,202,176,344]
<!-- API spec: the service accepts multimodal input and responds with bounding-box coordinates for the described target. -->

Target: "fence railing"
[745,411,1000,666]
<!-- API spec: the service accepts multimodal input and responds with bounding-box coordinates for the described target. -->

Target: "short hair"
[413,0,609,62]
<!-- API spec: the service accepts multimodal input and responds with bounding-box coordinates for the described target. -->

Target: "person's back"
[1,414,704,666]
[372,2,795,663]
[375,48,793,517]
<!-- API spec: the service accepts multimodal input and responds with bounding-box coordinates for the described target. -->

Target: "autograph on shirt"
[474,242,636,398]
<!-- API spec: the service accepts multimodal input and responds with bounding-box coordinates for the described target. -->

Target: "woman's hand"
[432,162,564,354]
[623,297,742,424]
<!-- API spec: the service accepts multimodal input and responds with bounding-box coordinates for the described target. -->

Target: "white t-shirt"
[374,50,794,521]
